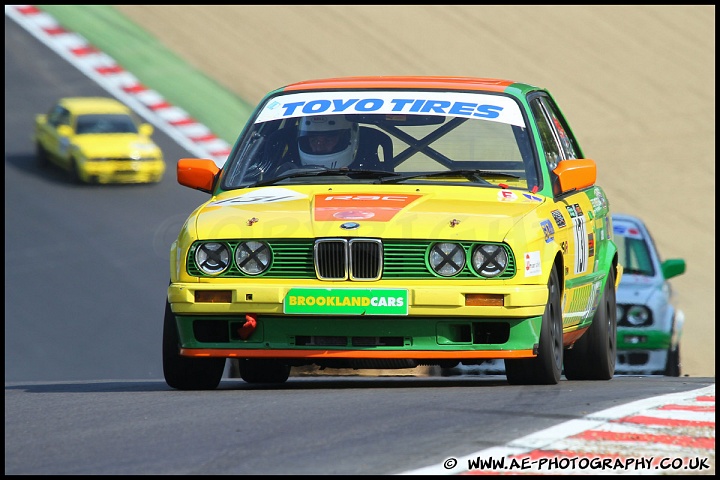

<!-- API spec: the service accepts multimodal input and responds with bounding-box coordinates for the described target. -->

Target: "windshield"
[614,224,656,277]
[222,90,540,191]
[75,114,139,134]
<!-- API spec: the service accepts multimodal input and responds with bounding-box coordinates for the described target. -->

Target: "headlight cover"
[195,242,230,275]
[625,305,652,326]
[617,304,653,327]
[429,242,465,277]
[616,304,625,322]
[235,241,271,275]
[471,244,508,278]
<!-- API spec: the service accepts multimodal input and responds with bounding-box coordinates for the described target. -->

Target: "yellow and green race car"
[164,76,621,389]
[34,96,165,184]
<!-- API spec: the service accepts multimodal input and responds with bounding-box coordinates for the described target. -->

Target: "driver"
[297,115,359,169]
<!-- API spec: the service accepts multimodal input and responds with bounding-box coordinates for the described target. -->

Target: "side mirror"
[138,123,154,137]
[177,158,220,194]
[57,125,73,137]
[661,258,686,280]
[552,159,596,194]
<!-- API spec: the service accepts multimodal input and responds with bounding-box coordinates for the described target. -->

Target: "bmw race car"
[613,213,686,376]
[163,76,621,390]
[34,97,165,184]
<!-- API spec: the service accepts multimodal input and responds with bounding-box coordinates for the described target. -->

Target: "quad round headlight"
[626,305,651,326]
[471,244,508,278]
[195,242,230,275]
[429,242,465,276]
[235,241,271,275]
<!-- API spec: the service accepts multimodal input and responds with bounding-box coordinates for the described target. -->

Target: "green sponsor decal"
[284,288,408,315]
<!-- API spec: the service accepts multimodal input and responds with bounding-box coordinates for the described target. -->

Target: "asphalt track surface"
[4,7,715,476]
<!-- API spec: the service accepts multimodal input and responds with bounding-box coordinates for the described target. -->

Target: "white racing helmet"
[297,115,359,168]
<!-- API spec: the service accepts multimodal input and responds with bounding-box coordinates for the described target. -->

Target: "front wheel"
[564,268,617,380]
[665,344,681,377]
[162,299,225,390]
[505,266,563,385]
[67,158,81,183]
[36,142,50,168]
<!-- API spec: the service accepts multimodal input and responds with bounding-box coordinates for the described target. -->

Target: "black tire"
[162,299,225,390]
[505,266,563,385]
[36,142,50,168]
[564,268,617,380]
[69,158,83,184]
[238,358,291,384]
[664,344,681,377]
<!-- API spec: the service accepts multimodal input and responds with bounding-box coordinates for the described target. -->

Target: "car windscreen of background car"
[614,232,655,276]
[75,114,138,134]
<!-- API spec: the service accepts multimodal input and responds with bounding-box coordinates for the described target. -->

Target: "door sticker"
[572,211,589,274]
[551,209,566,228]
[540,219,555,243]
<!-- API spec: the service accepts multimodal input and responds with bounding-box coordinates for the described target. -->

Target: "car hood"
[73,134,158,156]
[192,185,545,241]
[616,274,662,304]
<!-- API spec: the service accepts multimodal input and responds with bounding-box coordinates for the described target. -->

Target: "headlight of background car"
[130,141,158,151]
[195,242,230,275]
[429,242,465,276]
[617,304,653,327]
[471,244,508,278]
[130,142,161,160]
[235,241,271,275]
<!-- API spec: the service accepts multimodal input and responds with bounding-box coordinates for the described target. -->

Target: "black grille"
[315,238,382,281]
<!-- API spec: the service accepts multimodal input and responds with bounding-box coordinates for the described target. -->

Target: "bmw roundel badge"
[340,222,360,230]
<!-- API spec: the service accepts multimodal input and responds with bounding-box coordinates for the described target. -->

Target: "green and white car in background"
[613,213,686,376]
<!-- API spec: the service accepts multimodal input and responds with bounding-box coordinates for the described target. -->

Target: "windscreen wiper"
[380,169,519,184]
[248,168,401,188]
[620,268,651,276]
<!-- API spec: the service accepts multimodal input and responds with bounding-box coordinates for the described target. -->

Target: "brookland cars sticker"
[284,288,408,315]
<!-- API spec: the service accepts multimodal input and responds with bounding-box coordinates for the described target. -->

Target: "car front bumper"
[80,160,165,183]
[167,282,548,360]
[615,348,669,375]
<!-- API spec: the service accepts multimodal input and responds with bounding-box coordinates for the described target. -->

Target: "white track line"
[400,384,714,475]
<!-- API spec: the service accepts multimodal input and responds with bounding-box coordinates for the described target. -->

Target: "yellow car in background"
[34,97,165,184]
